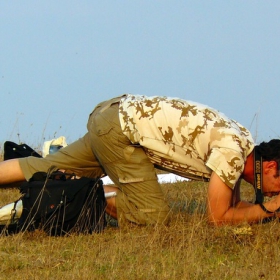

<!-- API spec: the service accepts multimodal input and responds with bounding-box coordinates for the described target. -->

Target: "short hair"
[255,139,280,162]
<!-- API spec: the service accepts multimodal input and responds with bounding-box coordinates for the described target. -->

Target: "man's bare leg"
[0,159,25,185]
[103,185,118,219]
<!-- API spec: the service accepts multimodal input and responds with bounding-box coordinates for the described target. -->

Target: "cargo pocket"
[115,145,157,184]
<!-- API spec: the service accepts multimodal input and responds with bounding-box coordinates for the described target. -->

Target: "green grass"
[1,151,280,279]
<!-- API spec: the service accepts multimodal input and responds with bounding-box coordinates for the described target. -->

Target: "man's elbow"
[207,212,231,226]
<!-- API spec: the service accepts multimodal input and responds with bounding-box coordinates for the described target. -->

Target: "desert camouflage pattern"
[119,94,254,188]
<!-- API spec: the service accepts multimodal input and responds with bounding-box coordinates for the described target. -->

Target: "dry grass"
[1,151,280,279]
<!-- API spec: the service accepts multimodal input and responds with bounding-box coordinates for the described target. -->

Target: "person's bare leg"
[103,185,118,219]
[0,159,25,185]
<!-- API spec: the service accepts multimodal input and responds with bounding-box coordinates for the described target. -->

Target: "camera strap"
[254,149,264,204]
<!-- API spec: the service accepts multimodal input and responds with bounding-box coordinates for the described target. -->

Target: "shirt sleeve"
[205,147,245,189]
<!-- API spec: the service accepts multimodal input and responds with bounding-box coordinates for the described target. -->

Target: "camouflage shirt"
[118,94,254,188]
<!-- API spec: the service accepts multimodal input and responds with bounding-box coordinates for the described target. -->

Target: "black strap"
[10,198,23,224]
[254,149,264,204]
[259,203,274,214]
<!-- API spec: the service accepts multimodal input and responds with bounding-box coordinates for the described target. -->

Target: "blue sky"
[1,1,280,150]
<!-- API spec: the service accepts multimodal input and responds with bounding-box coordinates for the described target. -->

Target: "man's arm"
[231,179,242,206]
[207,172,278,225]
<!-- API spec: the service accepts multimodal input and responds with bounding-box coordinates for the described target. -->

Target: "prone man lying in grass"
[1,94,280,226]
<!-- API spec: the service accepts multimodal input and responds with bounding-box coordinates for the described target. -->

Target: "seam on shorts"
[119,177,145,183]
[138,209,157,213]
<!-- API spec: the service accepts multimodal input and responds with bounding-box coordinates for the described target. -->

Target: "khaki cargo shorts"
[19,96,170,226]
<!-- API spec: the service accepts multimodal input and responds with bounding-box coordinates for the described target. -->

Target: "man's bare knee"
[0,159,25,185]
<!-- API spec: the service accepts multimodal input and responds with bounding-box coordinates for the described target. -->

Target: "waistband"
[98,94,126,113]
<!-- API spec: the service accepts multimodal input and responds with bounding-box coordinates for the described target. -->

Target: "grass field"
[1,152,280,279]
